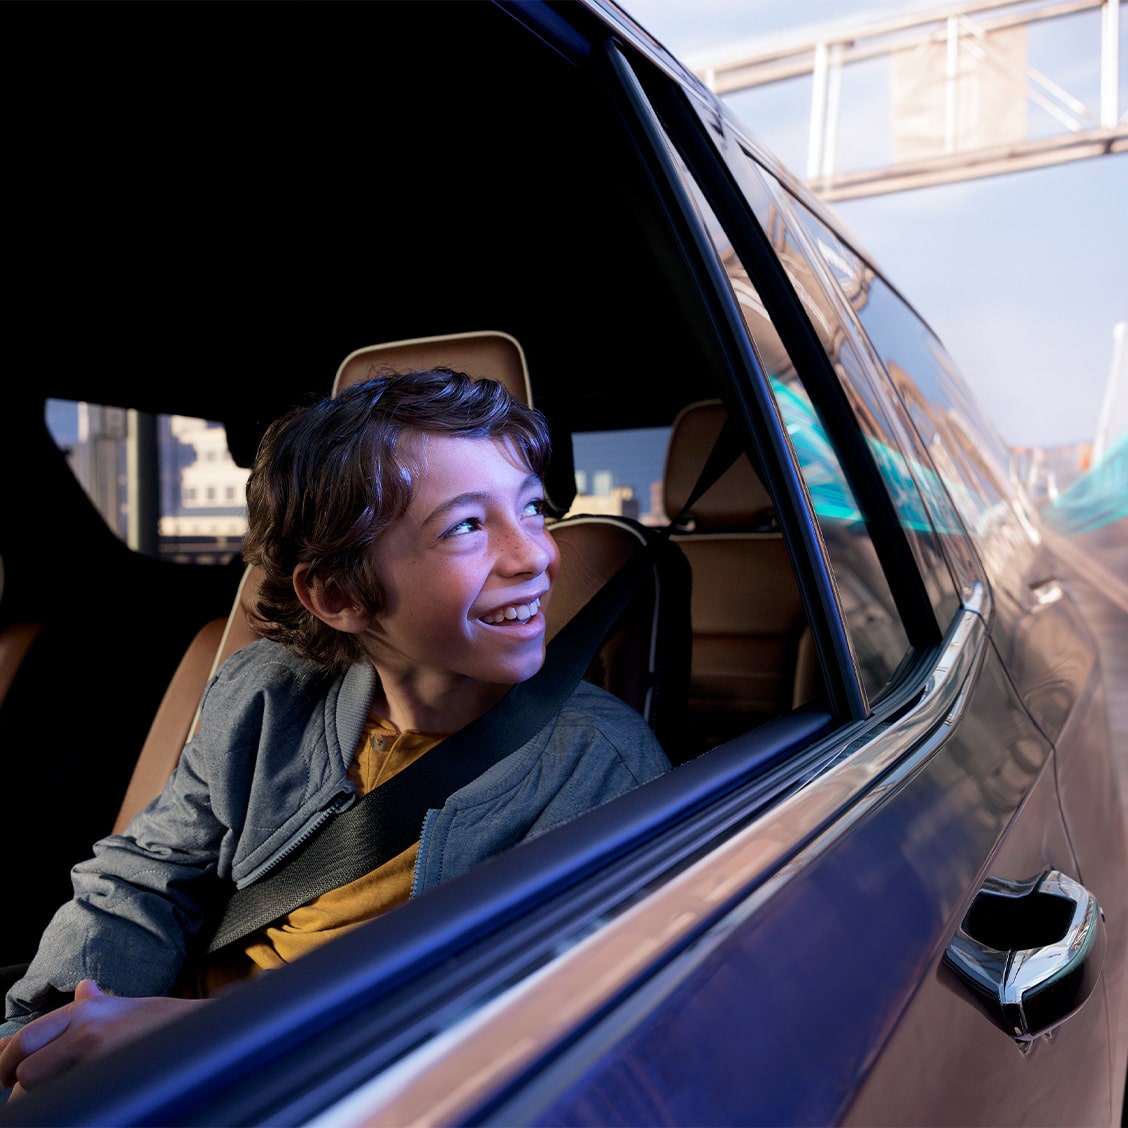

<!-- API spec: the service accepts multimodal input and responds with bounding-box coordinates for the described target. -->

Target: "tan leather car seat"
[664,400,812,751]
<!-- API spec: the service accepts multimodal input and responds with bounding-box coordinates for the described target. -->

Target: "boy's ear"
[293,564,373,635]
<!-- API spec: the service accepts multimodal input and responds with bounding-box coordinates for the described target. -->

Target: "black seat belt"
[206,416,746,954]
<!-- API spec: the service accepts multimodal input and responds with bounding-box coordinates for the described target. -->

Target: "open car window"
[626,70,921,711]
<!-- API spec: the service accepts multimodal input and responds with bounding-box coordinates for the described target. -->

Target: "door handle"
[943,869,1105,1041]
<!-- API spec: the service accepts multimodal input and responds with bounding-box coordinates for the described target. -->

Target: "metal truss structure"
[691,0,1125,201]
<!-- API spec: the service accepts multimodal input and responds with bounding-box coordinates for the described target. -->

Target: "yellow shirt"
[202,716,441,993]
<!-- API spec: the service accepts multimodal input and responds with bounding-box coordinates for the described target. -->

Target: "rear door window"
[569,427,670,526]
[723,158,967,630]
[658,146,916,705]
[47,399,248,564]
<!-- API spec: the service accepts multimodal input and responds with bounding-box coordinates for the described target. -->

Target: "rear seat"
[664,400,813,750]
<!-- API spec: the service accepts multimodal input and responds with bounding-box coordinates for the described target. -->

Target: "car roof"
[15,0,739,455]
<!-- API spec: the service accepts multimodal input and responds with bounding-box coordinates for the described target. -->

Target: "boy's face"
[362,432,559,693]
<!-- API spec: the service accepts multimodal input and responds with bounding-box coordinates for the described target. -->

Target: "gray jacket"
[4,640,670,1026]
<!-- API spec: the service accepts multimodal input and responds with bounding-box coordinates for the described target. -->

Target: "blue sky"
[618,0,1127,450]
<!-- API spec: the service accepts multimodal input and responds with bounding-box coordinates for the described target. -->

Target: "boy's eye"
[441,497,544,539]
[443,517,482,538]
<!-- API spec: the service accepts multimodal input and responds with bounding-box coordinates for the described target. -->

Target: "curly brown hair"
[241,368,552,671]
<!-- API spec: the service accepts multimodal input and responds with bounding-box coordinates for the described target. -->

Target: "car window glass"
[569,427,670,525]
[47,399,248,564]
[812,274,1034,580]
[649,137,911,704]
[719,152,965,631]
[773,199,989,605]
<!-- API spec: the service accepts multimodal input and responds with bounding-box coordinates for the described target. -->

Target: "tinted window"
[730,164,961,636]
[569,427,670,525]
[656,145,912,703]
[757,188,1034,599]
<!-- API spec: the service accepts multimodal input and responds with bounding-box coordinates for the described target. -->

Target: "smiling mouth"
[479,596,542,625]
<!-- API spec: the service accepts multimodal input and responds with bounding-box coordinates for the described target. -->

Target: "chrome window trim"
[307,587,990,1128]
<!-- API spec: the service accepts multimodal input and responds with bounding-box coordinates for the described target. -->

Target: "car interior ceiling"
[2,4,785,965]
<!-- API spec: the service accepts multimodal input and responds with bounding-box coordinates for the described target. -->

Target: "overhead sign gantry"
[690,0,1125,200]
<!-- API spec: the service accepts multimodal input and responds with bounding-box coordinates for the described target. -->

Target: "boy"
[0,369,670,1099]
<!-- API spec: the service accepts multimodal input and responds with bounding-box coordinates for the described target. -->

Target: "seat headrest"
[333,330,575,515]
[334,331,532,405]
[663,400,774,531]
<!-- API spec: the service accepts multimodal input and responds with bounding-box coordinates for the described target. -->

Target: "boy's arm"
[5,642,333,1026]
[4,720,240,1025]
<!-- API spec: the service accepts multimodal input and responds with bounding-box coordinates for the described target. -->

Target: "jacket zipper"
[237,789,354,888]
[408,809,438,899]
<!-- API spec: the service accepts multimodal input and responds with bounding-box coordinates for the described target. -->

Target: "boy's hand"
[0,980,204,1100]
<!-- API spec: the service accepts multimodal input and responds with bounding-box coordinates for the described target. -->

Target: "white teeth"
[482,597,540,625]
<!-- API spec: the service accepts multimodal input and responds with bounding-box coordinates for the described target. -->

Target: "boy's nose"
[500,526,553,576]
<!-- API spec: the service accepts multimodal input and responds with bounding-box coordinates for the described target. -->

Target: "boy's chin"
[500,648,547,686]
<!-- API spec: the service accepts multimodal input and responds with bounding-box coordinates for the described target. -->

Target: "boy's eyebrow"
[421,473,542,529]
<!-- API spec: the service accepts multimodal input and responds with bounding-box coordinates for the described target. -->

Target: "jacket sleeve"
[2,672,262,1024]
